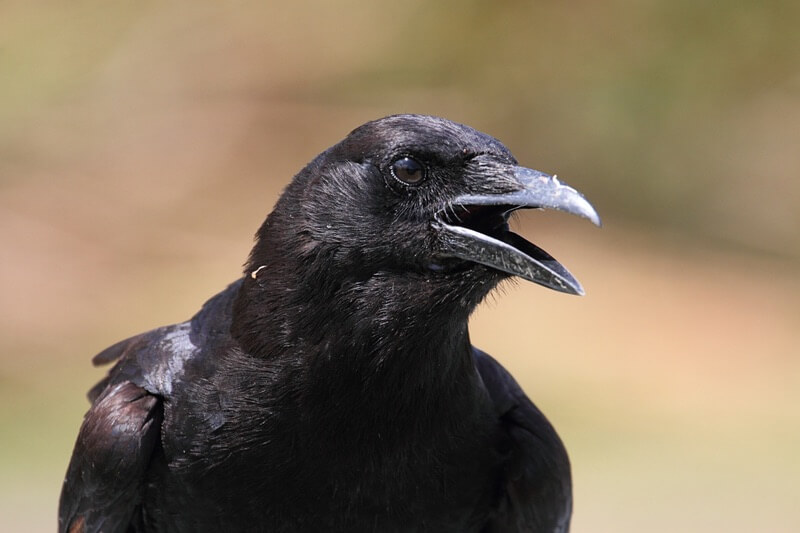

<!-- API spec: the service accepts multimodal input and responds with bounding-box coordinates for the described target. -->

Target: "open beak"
[433,167,601,295]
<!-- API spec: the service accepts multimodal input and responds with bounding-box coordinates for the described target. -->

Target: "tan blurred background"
[2,1,799,531]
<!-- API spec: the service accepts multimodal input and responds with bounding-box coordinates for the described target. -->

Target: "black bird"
[59,114,600,533]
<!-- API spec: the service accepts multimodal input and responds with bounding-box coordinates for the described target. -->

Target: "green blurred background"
[2,1,799,531]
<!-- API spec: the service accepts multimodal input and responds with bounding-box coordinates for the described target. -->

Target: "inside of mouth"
[445,204,519,236]
[442,204,557,264]
[434,203,581,292]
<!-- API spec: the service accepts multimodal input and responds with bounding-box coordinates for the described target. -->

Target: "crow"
[59,114,600,533]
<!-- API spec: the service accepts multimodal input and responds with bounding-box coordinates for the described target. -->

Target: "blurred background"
[1,1,798,531]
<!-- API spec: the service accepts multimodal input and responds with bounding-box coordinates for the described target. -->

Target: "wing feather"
[58,382,162,533]
[475,348,573,533]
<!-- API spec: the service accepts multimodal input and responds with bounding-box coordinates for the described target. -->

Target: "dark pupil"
[392,157,423,184]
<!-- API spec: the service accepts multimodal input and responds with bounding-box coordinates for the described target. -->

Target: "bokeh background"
[2,1,799,531]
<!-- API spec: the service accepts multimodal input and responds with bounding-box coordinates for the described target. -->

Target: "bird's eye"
[391,157,425,185]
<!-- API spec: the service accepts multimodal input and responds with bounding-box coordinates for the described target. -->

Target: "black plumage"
[59,114,599,533]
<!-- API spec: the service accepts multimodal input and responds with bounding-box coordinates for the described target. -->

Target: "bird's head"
[248,114,600,306]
